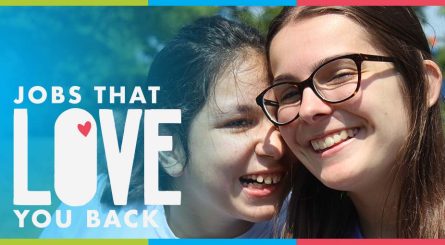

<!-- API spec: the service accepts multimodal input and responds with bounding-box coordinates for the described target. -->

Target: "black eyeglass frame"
[256,53,397,126]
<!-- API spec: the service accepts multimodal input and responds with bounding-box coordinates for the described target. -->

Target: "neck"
[165,183,253,238]
[348,176,400,238]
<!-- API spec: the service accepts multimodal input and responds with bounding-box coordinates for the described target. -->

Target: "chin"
[319,171,362,192]
[316,160,362,189]
[238,205,277,222]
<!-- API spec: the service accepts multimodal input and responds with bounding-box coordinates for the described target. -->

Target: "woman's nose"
[298,87,333,124]
[255,122,285,160]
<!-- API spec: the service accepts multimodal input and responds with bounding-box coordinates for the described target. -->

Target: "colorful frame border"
[2,239,445,245]
[1,0,445,5]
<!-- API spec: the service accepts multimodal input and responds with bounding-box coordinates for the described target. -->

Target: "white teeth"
[241,174,282,186]
[273,176,279,184]
[257,176,264,183]
[333,134,341,142]
[311,141,320,151]
[325,137,334,148]
[347,129,354,137]
[272,175,281,184]
[340,130,348,140]
[311,128,359,152]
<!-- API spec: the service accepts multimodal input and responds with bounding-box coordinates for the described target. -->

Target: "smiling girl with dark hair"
[257,7,445,238]
[42,15,290,238]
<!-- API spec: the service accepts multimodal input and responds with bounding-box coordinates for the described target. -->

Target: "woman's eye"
[326,69,358,83]
[223,119,255,129]
[279,90,301,104]
[333,72,355,80]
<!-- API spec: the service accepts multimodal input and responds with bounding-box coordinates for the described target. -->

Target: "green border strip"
[0,240,147,245]
[0,0,147,6]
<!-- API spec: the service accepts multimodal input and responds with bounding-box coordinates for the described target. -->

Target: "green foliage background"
[0,6,442,95]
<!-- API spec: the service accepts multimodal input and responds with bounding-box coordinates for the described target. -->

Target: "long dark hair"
[267,7,445,238]
[100,16,265,205]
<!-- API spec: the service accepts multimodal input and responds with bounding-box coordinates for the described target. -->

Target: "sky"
[424,6,445,48]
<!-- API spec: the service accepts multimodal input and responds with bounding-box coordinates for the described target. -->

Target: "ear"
[159,128,186,177]
[424,59,443,107]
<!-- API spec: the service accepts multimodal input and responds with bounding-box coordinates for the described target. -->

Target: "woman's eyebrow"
[213,103,258,117]
[235,104,258,113]
[310,57,330,72]
[271,58,333,84]
[273,53,355,84]
[310,52,354,71]
[273,74,296,84]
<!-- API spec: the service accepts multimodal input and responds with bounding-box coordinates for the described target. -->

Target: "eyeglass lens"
[264,57,360,124]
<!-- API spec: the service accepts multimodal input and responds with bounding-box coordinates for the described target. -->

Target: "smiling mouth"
[239,173,283,188]
[311,128,359,152]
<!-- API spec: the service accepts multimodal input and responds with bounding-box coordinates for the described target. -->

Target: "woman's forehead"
[216,53,267,91]
[270,14,376,78]
[206,56,268,112]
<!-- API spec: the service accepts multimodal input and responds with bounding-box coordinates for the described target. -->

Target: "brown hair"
[267,7,445,238]
[100,16,266,205]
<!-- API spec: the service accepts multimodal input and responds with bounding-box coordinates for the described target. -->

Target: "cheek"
[279,124,299,152]
[379,100,410,150]
[352,80,410,161]
[221,138,256,168]
[368,81,409,134]
[191,136,252,175]
[279,124,314,168]
[186,152,231,194]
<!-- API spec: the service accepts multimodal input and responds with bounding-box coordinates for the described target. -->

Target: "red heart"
[77,121,91,137]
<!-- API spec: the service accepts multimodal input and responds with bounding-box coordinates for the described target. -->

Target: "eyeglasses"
[256,53,396,126]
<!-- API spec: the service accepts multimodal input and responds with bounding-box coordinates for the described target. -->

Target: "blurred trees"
[0,7,281,136]
[0,7,220,84]
[0,7,282,85]
[1,7,441,87]
[0,6,443,112]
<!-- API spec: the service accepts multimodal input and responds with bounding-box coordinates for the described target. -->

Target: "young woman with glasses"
[256,7,444,238]
[41,16,291,238]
